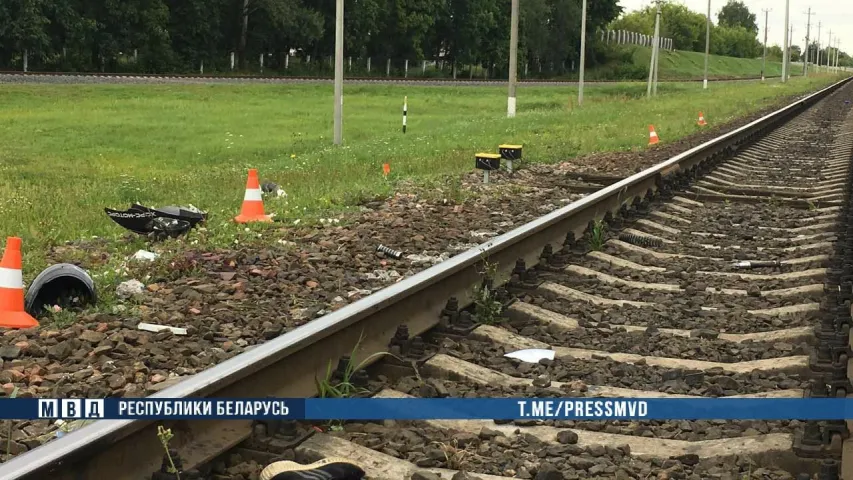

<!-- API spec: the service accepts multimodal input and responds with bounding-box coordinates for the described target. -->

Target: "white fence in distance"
[601,29,674,51]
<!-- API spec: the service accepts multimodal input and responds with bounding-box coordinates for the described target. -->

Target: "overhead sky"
[617,0,852,55]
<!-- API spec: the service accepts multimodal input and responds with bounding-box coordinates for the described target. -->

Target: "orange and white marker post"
[0,237,39,329]
[235,169,272,223]
[697,112,707,126]
[648,125,660,146]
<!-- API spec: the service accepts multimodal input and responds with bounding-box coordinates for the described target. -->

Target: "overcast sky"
[617,0,852,54]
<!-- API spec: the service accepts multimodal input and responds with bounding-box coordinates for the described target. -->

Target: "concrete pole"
[703,0,711,89]
[816,23,822,71]
[653,35,661,95]
[333,0,343,145]
[782,0,789,82]
[828,31,832,72]
[789,24,794,79]
[647,3,661,98]
[578,0,588,105]
[837,40,841,72]
[762,9,769,81]
[507,0,519,117]
[838,41,842,72]
[803,8,813,77]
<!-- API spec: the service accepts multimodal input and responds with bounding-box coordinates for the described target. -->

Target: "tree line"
[0,0,624,76]
[0,0,848,77]
[612,0,850,68]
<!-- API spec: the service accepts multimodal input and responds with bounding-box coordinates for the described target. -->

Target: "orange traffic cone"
[648,125,660,146]
[698,112,707,126]
[235,169,272,223]
[0,237,38,329]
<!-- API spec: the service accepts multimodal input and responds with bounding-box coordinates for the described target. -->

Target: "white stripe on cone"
[0,267,23,289]
[244,188,263,202]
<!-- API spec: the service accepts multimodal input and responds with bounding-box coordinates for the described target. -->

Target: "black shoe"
[260,457,366,480]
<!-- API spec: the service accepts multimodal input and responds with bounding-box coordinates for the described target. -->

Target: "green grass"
[651,48,804,79]
[0,74,842,280]
[585,46,804,81]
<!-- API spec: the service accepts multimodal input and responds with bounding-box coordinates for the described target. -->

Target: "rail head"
[1,76,851,480]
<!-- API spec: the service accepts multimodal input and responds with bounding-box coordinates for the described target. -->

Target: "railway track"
[0,71,777,86]
[2,77,853,480]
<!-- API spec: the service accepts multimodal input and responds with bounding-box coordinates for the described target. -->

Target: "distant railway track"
[2,77,853,480]
[0,70,778,86]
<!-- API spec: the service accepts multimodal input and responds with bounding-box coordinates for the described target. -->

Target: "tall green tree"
[167,0,224,70]
[0,0,50,67]
[718,0,757,34]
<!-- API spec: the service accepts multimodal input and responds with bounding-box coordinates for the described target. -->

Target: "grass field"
[0,74,843,277]
[536,47,803,81]
[585,46,805,81]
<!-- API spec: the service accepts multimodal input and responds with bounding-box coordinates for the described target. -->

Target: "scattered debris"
[504,348,556,364]
[131,250,160,262]
[116,279,145,299]
[105,203,207,239]
[406,253,451,266]
[364,270,402,282]
[347,288,373,299]
[732,260,781,269]
[53,419,94,439]
[469,231,498,240]
[261,181,287,198]
[54,420,67,438]
[448,243,479,252]
[137,323,188,336]
[24,264,97,317]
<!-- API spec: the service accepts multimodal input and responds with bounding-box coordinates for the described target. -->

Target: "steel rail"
[1,76,851,480]
[0,70,784,85]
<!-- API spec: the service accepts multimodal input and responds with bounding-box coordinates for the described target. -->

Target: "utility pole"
[507,0,519,117]
[827,31,832,72]
[578,0,588,105]
[332,0,343,145]
[838,40,842,72]
[790,24,796,79]
[762,9,770,81]
[816,22,822,71]
[831,39,835,72]
[833,40,837,71]
[653,3,662,96]
[837,39,841,72]
[831,38,837,72]
[647,1,662,98]
[703,0,711,89]
[803,8,814,76]
[782,0,789,82]
[832,37,836,72]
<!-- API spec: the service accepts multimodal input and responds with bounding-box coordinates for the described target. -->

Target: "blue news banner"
[4,398,853,421]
